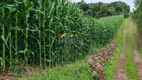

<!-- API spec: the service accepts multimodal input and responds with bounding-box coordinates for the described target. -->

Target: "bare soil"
[0,75,17,80]
[114,54,127,80]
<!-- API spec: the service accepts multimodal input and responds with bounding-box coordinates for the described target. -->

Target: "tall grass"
[0,0,124,73]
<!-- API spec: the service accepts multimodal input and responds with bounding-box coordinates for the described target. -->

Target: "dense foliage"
[77,0,130,18]
[132,0,142,29]
[0,0,124,73]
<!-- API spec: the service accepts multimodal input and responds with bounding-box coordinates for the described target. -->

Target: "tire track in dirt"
[131,22,142,80]
[114,28,127,80]
[0,75,17,80]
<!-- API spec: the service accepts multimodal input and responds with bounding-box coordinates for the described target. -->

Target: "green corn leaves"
[0,0,124,73]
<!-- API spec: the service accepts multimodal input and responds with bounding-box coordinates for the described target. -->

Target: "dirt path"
[0,75,17,80]
[114,20,142,80]
[114,28,127,80]
[131,22,142,80]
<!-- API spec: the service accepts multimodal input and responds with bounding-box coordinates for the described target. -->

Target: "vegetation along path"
[114,25,127,80]
[113,18,142,80]
[131,22,142,80]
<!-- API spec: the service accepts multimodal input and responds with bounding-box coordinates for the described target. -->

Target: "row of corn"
[0,0,124,73]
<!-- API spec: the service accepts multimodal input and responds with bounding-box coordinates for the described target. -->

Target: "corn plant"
[0,0,124,73]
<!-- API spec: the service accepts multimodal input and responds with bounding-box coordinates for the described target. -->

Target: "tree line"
[132,0,142,29]
[76,0,130,18]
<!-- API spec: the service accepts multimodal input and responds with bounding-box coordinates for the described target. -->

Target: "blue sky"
[70,0,135,11]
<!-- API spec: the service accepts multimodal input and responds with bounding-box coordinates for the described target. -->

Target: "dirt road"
[114,20,142,80]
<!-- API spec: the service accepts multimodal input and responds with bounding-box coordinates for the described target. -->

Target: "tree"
[132,0,142,29]
[76,1,130,18]
[110,1,130,15]
[108,7,116,15]
[77,0,89,11]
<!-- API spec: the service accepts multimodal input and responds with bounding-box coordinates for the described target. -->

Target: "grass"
[104,18,139,80]
[20,46,102,80]
[104,18,127,80]
[125,19,140,80]
[125,33,138,80]
[22,59,92,80]
[20,59,91,80]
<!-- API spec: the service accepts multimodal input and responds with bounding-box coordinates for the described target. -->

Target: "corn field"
[0,0,124,73]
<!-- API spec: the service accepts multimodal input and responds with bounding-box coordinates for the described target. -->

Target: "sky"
[70,0,135,11]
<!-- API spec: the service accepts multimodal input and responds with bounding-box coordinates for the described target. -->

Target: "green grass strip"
[124,18,138,80]
[104,18,129,80]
